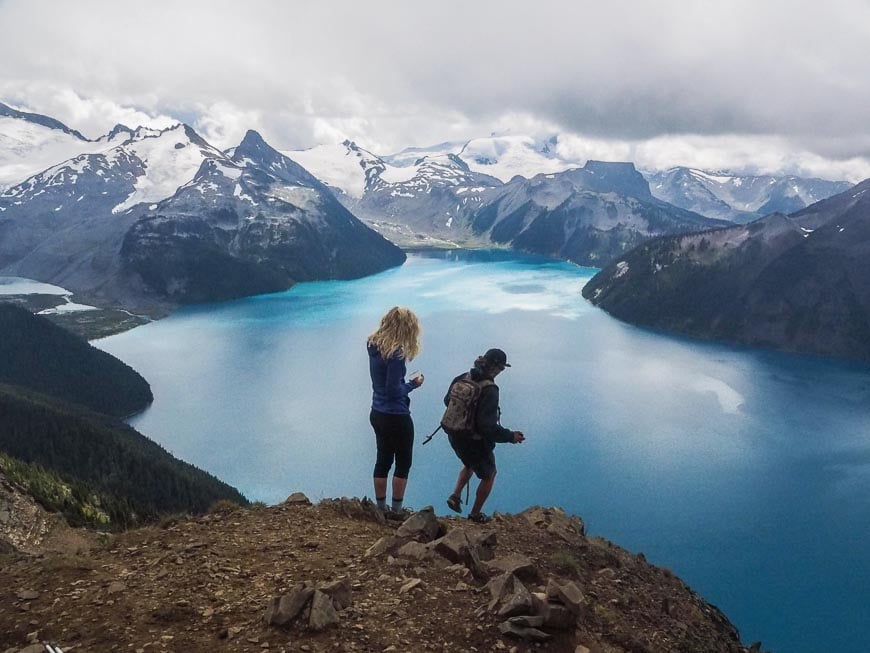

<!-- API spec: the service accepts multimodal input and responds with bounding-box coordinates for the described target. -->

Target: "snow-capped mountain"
[293,135,853,227]
[347,153,503,244]
[0,102,127,191]
[287,133,586,199]
[285,136,729,257]
[286,140,417,199]
[0,121,403,310]
[466,162,726,265]
[646,167,853,222]
[121,130,404,304]
[383,133,584,183]
[0,123,226,289]
[456,134,583,181]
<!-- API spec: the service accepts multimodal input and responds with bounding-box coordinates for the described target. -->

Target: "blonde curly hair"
[368,306,421,361]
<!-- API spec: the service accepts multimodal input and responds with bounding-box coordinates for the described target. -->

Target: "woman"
[367,306,424,518]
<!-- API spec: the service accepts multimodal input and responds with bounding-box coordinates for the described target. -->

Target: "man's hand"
[410,373,425,387]
[512,431,525,443]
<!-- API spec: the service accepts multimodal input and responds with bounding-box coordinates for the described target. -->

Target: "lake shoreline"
[94,249,870,653]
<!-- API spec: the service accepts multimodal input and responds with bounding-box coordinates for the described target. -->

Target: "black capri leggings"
[370,409,414,479]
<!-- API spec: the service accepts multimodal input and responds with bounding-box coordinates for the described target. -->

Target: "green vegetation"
[0,303,153,417]
[207,499,243,515]
[0,452,113,528]
[0,384,248,526]
[550,549,584,577]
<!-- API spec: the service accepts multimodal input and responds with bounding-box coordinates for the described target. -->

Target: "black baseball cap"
[483,348,511,368]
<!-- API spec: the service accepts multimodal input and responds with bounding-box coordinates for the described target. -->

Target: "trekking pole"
[421,424,442,445]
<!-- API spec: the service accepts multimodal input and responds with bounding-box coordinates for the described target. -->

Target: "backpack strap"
[421,423,443,446]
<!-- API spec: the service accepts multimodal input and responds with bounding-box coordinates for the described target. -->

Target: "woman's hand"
[512,431,525,443]
[411,373,425,387]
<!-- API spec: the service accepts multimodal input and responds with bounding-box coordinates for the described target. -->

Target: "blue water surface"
[98,250,870,653]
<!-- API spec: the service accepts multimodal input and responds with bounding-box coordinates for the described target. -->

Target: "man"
[443,348,524,523]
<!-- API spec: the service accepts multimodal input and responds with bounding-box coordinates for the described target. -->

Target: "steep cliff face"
[583,179,870,361]
[0,498,759,653]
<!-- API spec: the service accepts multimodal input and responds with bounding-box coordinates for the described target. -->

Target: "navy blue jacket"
[368,342,418,415]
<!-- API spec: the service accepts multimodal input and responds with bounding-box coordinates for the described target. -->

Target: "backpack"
[440,373,494,438]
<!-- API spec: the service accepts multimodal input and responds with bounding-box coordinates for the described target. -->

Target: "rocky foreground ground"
[0,495,762,653]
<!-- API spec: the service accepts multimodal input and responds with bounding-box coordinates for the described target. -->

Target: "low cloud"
[1,0,868,181]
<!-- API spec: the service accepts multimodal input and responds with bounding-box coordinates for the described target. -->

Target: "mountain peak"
[0,101,89,141]
[583,160,639,173]
[576,160,651,198]
[106,124,133,140]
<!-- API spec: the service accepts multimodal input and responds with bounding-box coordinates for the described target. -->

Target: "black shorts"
[447,433,496,480]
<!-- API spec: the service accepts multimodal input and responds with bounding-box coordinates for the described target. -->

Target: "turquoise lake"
[98,250,870,653]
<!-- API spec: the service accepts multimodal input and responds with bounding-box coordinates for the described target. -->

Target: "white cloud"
[0,0,868,181]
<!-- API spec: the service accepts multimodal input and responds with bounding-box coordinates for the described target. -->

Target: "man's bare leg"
[469,472,496,516]
[452,466,474,498]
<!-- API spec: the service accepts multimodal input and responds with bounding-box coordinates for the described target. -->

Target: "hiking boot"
[467,512,491,524]
[446,494,462,514]
[385,507,413,522]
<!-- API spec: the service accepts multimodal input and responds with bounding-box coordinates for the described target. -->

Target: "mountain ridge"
[0,122,405,313]
[582,179,870,361]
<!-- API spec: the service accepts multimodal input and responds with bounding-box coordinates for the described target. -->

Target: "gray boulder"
[395,506,441,542]
[496,575,534,618]
[498,620,552,642]
[265,583,314,626]
[308,590,339,631]
[318,577,352,610]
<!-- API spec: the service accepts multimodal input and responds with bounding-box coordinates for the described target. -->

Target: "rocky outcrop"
[0,471,95,556]
[0,498,762,653]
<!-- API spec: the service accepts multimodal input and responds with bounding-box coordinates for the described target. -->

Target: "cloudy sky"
[1,0,869,180]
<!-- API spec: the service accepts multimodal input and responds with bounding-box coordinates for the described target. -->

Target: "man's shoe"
[467,512,491,524]
[446,494,462,514]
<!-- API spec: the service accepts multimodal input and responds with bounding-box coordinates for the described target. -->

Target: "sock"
[391,497,404,512]
[376,497,387,510]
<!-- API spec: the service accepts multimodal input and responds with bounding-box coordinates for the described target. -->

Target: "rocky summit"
[0,496,761,653]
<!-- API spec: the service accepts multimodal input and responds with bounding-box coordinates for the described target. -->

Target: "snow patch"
[614,261,630,278]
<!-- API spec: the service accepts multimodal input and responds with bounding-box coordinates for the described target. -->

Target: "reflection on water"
[98,250,870,653]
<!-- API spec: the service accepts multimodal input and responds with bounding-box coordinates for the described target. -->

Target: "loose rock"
[284,492,312,506]
[546,577,585,616]
[308,590,339,631]
[319,577,353,610]
[498,620,552,642]
[265,584,314,626]
[395,506,441,542]
[486,554,538,582]
[497,576,533,618]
